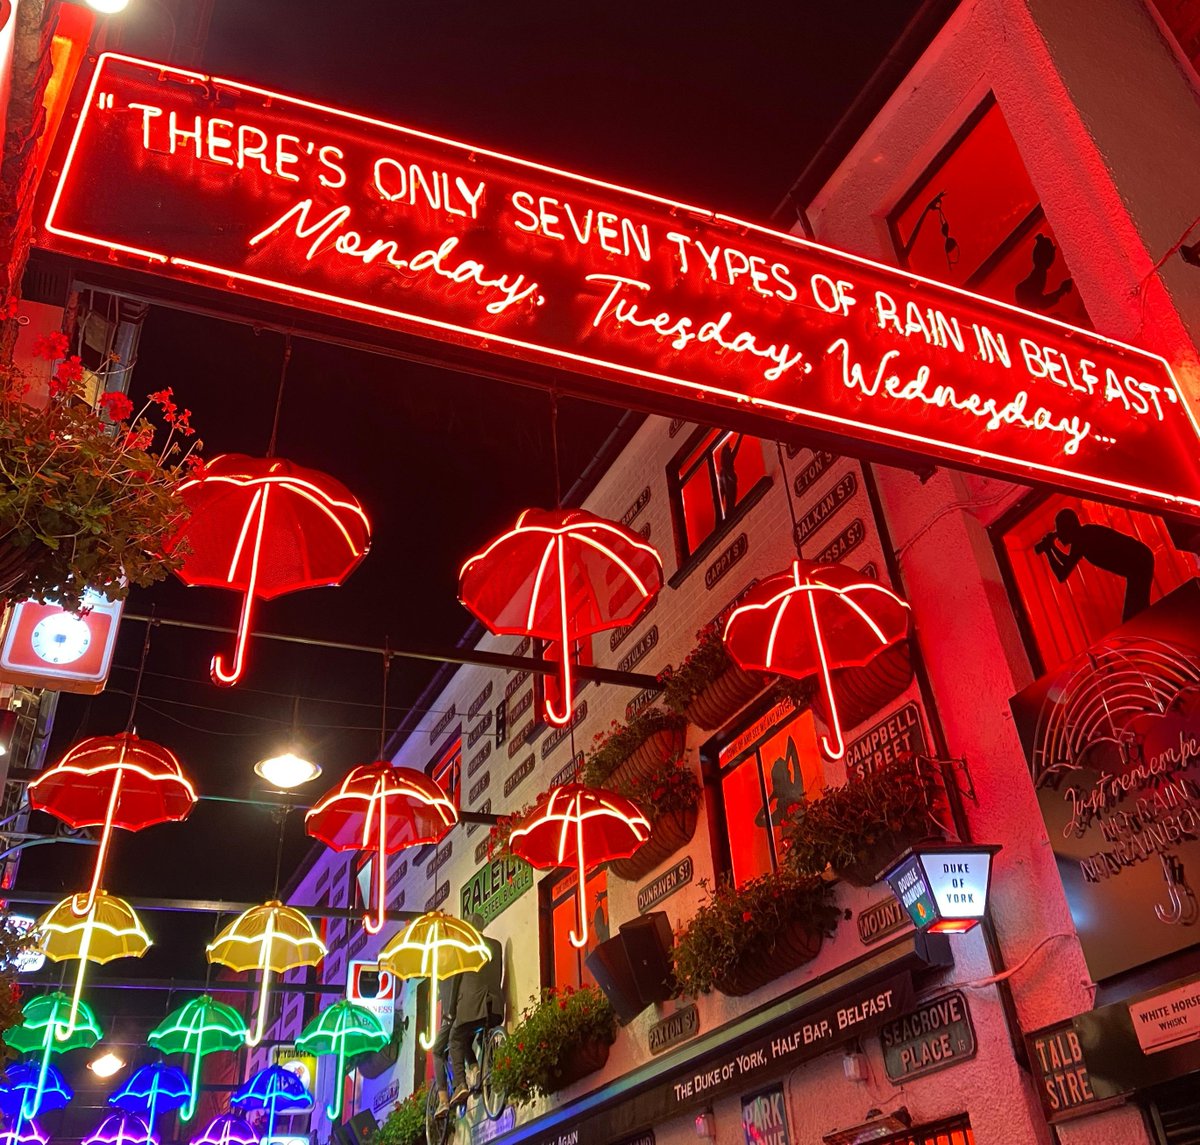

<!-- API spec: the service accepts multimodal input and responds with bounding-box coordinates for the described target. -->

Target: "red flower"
[55,356,84,386]
[99,391,134,421]
[185,456,205,477]
[741,910,753,923]
[32,331,69,361]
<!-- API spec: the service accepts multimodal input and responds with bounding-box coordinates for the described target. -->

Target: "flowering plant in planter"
[374,1086,426,1145]
[486,796,539,861]
[489,984,617,1105]
[581,707,686,787]
[661,623,815,728]
[0,331,202,611]
[603,756,701,881]
[781,753,944,886]
[672,868,840,997]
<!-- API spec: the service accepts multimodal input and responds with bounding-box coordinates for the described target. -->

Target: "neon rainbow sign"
[40,54,1200,516]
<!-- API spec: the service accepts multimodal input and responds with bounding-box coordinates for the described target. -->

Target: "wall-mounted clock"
[0,591,124,693]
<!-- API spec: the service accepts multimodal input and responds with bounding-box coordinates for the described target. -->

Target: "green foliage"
[374,1086,426,1145]
[489,985,617,1106]
[581,707,685,786]
[0,344,201,612]
[660,624,815,716]
[781,754,943,878]
[598,755,700,820]
[671,868,840,997]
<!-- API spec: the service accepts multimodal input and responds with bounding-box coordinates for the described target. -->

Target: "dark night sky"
[17,0,924,1002]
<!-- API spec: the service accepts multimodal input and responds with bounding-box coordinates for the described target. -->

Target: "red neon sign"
[40,54,1200,517]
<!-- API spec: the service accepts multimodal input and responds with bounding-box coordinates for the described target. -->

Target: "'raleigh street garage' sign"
[41,54,1200,516]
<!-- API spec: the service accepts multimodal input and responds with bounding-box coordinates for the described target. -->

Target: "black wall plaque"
[844,702,927,782]
[429,704,457,744]
[468,680,494,721]
[857,897,908,946]
[622,486,652,527]
[705,533,748,591]
[816,518,865,564]
[467,741,492,778]
[792,450,836,494]
[618,628,658,674]
[541,701,588,759]
[469,771,491,805]
[467,710,493,748]
[638,857,694,913]
[648,1005,700,1055]
[425,881,450,910]
[505,754,536,796]
[881,991,976,1082]
[793,471,857,547]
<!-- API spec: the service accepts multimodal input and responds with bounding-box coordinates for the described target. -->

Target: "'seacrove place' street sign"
[41,54,1200,516]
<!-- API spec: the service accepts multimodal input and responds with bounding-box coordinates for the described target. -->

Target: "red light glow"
[38,54,1200,518]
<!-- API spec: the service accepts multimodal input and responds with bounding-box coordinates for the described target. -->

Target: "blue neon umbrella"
[83,1111,157,1145]
[231,1065,311,1142]
[0,1063,72,1118]
[110,1063,192,1132]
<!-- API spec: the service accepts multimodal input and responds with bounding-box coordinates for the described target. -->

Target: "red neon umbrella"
[459,509,662,726]
[508,784,650,948]
[29,734,196,915]
[305,763,458,934]
[722,559,911,760]
[171,454,371,686]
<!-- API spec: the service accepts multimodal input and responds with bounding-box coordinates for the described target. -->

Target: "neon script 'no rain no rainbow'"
[40,54,1200,517]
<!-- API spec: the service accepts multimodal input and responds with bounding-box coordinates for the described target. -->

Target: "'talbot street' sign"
[41,54,1200,516]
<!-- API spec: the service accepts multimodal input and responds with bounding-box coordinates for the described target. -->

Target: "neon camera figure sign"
[39,54,1200,518]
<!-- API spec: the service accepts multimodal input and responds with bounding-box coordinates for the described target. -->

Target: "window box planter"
[824,642,914,734]
[584,709,687,790]
[546,1033,614,1091]
[712,920,825,997]
[683,662,770,731]
[608,805,699,882]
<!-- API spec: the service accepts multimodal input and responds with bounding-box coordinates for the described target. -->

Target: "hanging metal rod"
[0,889,419,921]
[17,974,347,995]
[125,614,662,691]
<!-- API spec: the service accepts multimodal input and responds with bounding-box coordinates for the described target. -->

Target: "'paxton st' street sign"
[39,54,1200,518]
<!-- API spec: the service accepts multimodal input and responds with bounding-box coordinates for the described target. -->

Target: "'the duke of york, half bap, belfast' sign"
[43,55,1200,516]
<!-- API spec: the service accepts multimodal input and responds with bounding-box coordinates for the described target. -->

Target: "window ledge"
[668,476,773,590]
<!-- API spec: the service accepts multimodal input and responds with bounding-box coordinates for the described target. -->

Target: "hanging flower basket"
[781,753,946,886]
[663,624,771,731]
[0,331,202,611]
[608,805,699,882]
[489,985,617,1106]
[712,919,824,997]
[684,662,769,730]
[825,642,914,734]
[546,1033,613,1091]
[672,868,839,998]
[582,708,687,789]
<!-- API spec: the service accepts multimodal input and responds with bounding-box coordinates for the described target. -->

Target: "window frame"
[666,425,772,586]
[537,865,609,992]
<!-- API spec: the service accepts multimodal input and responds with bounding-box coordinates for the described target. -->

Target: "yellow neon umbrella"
[37,892,151,1041]
[378,911,490,1050]
[206,901,325,1047]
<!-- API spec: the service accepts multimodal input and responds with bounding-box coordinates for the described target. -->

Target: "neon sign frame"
[40,53,1200,518]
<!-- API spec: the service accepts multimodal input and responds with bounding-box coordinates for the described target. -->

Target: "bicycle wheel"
[480,1026,509,1120]
[426,1083,451,1145]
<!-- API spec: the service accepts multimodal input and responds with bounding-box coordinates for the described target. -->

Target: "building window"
[889,97,1088,329]
[868,1117,974,1145]
[540,867,608,990]
[708,702,824,887]
[668,428,767,564]
[430,737,462,810]
[996,493,1197,674]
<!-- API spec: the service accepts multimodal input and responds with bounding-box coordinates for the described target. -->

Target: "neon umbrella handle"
[56,911,95,1042]
[23,1031,55,1122]
[364,790,387,936]
[77,770,123,918]
[325,1042,346,1122]
[543,536,574,727]
[181,1053,201,1123]
[569,807,589,949]
[211,485,271,687]
[806,591,847,760]
[247,965,272,1048]
[418,973,438,1052]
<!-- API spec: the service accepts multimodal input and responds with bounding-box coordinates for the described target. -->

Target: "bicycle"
[425,1023,508,1145]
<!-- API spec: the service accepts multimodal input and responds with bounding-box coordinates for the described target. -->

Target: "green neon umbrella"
[147,995,247,1122]
[296,1000,387,1121]
[5,992,102,1120]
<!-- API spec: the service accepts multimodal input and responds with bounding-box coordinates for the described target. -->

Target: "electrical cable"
[960,931,1075,990]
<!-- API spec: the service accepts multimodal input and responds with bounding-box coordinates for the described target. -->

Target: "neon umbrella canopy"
[722,559,911,760]
[5,993,102,1120]
[171,454,372,686]
[188,1114,259,1145]
[29,733,196,916]
[83,1111,157,1145]
[232,1063,311,1142]
[378,912,491,1050]
[206,902,325,1047]
[306,762,457,934]
[37,891,151,1041]
[0,1120,48,1145]
[109,1063,192,1131]
[459,508,663,726]
[0,1062,72,1118]
[508,785,648,948]
[148,995,247,1121]
[295,1000,387,1121]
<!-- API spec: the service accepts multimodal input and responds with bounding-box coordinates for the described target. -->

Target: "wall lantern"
[880,843,1000,934]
